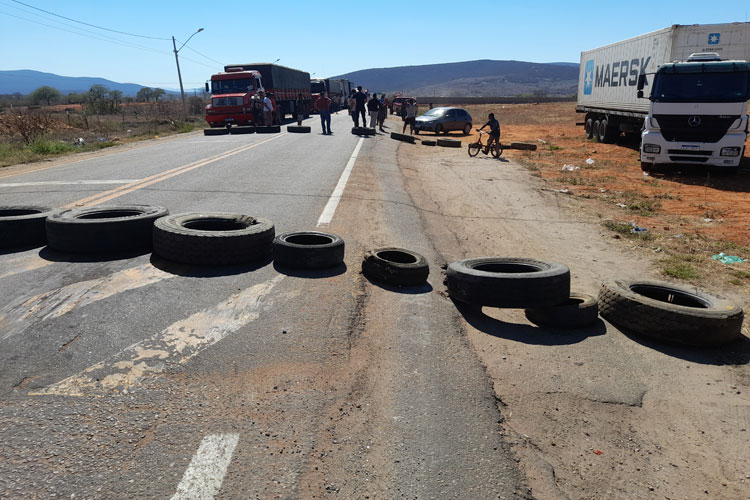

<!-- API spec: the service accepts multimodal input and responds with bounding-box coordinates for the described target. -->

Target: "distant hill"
[331,59,579,97]
[0,70,148,96]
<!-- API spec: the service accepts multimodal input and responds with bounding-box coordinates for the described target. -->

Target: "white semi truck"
[576,23,750,171]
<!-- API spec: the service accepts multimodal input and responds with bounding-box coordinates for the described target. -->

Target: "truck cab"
[204,69,270,127]
[639,54,749,171]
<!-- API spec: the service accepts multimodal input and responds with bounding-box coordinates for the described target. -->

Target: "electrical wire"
[9,0,170,40]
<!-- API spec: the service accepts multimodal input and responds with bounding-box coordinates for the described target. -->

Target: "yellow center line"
[63,134,285,208]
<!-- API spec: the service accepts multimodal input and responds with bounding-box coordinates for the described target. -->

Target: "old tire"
[598,279,744,346]
[153,213,274,266]
[46,205,168,253]
[447,257,570,308]
[204,128,229,136]
[362,247,429,286]
[525,292,599,329]
[273,231,344,269]
[0,206,56,249]
[509,142,537,151]
[352,127,376,136]
[585,118,595,140]
[229,126,254,134]
[256,125,281,134]
[437,138,461,148]
[422,140,437,146]
[593,120,601,142]
[287,125,311,133]
[391,132,415,143]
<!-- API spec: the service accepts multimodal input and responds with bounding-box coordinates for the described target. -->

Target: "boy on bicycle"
[477,113,500,154]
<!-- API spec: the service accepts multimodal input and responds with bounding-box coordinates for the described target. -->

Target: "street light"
[172,28,204,117]
[272,58,280,64]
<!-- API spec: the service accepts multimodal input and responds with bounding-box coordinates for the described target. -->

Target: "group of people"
[349,86,388,132]
[250,90,274,126]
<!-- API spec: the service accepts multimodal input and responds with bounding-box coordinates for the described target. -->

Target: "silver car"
[414,107,473,135]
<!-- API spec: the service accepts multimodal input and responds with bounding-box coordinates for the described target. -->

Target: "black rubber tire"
[435,124,443,135]
[229,126,254,135]
[0,205,56,249]
[421,140,437,146]
[593,120,602,142]
[391,132,415,143]
[273,231,344,269]
[640,161,653,173]
[447,257,570,308]
[490,143,502,158]
[352,127,376,136]
[204,128,228,136]
[463,123,472,135]
[362,247,429,286]
[600,119,618,143]
[598,279,744,346]
[525,292,599,329]
[414,129,420,135]
[509,142,537,151]
[256,125,281,134]
[585,118,595,140]
[287,125,311,133]
[153,213,274,266]
[468,142,481,157]
[437,138,461,148]
[46,205,168,253]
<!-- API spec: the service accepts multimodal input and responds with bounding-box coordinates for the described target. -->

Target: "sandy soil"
[391,113,750,500]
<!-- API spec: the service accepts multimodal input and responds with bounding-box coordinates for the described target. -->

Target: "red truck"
[204,63,311,128]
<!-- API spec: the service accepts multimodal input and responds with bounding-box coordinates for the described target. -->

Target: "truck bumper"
[205,113,255,127]
[640,130,746,168]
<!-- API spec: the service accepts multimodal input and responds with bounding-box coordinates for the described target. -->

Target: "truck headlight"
[643,144,661,154]
[720,147,741,157]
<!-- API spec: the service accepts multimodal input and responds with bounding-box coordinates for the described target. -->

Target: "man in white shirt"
[259,90,273,125]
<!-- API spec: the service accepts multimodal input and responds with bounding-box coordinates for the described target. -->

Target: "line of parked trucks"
[204,64,355,129]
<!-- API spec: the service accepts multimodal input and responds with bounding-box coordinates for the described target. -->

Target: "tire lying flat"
[229,126,254,134]
[525,292,599,329]
[46,205,168,253]
[0,205,56,249]
[390,132,415,143]
[204,128,229,136]
[287,125,311,133]
[362,247,429,286]
[509,142,537,151]
[352,127,376,136]
[153,212,274,265]
[447,257,570,308]
[273,231,344,269]
[437,138,461,148]
[598,279,744,346]
[421,139,437,146]
[256,125,281,134]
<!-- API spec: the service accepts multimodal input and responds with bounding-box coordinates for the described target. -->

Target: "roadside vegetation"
[0,84,207,168]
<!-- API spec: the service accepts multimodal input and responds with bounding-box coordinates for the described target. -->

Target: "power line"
[9,0,170,40]
[175,41,223,66]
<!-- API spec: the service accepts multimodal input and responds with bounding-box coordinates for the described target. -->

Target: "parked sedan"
[414,107,473,135]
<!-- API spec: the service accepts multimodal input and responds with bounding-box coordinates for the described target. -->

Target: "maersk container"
[577,23,750,116]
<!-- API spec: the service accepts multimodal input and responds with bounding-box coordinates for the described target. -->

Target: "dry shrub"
[0,111,59,144]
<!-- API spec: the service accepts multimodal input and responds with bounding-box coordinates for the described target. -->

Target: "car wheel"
[435,124,443,135]
[463,123,472,135]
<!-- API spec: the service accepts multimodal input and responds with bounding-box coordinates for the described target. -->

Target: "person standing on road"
[402,99,418,135]
[259,90,273,126]
[377,95,388,132]
[251,94,263,126]
[315,91,333,135]
[367,93,380,129]
[353,86,367,127]
[478,112,501,154]
[295,93,305,126]
[348,91,357,126]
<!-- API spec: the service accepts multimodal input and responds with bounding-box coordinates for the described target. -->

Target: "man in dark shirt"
[353,86,367,127]
[478,112,501,153]
[367,94,381,128]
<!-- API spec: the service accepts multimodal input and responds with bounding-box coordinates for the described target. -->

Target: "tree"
[29,86,61,106]
[136,87,153,102]
[152,88,166,102]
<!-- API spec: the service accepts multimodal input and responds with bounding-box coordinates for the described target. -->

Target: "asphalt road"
[0,114,525,499]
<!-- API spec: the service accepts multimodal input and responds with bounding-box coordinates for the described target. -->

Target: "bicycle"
[468,130,503,158]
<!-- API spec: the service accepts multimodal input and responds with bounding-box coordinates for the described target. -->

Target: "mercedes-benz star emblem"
[688,116,702,127]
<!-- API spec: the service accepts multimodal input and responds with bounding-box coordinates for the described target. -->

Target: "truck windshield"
[311,81,326,93]
[652,71,750,103]
[211,78,255,95]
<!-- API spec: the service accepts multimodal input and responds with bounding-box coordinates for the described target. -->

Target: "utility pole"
[172,28,204,118]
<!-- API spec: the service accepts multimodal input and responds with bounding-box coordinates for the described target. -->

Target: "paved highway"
[0,114,524,499]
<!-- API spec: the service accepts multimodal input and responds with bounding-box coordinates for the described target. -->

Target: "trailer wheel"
[593,120,602,142]
[584,118,595,140]
[599,119,618,143]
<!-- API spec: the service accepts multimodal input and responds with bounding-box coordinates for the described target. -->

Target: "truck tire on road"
[437,138,461,148]
[598,279,744,346]
[0,206,56,249]
[153,213,274,266]
[362,247,429,286]
[229,126,255,135]
[390,132,415,143]
[256,126,281,134]
[287,125,311,133]
[525,292,599,329]
[204,128,229,136]
[447,257,570,308]
[273,231,344,269]
[46,205,168,253]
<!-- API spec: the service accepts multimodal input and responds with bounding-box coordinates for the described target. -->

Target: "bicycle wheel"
[468,142,481,157]
[491,143,503,158]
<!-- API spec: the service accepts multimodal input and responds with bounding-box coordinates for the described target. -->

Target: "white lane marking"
[0,180,139,187]
[0,263,172,341]
[31,274,284,396]
[316,136,364,227]
[171,433,239,500]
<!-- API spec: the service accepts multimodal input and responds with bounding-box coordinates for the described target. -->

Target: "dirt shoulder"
[392,116,750,499]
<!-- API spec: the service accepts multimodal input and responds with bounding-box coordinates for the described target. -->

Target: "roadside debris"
[585,158,595,165]
[536,138,547,144]
[711,252,745,264]
[616,203,628,208]
[562,164,579,171]
[630,222,648,233]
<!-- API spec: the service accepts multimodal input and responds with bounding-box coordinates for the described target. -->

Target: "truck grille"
[654,115,738,143]
[666,149,713,155]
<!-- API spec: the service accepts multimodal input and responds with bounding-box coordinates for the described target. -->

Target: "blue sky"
[0,0,748,91]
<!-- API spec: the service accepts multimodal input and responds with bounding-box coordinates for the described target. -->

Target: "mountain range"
[0,59,580,98]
